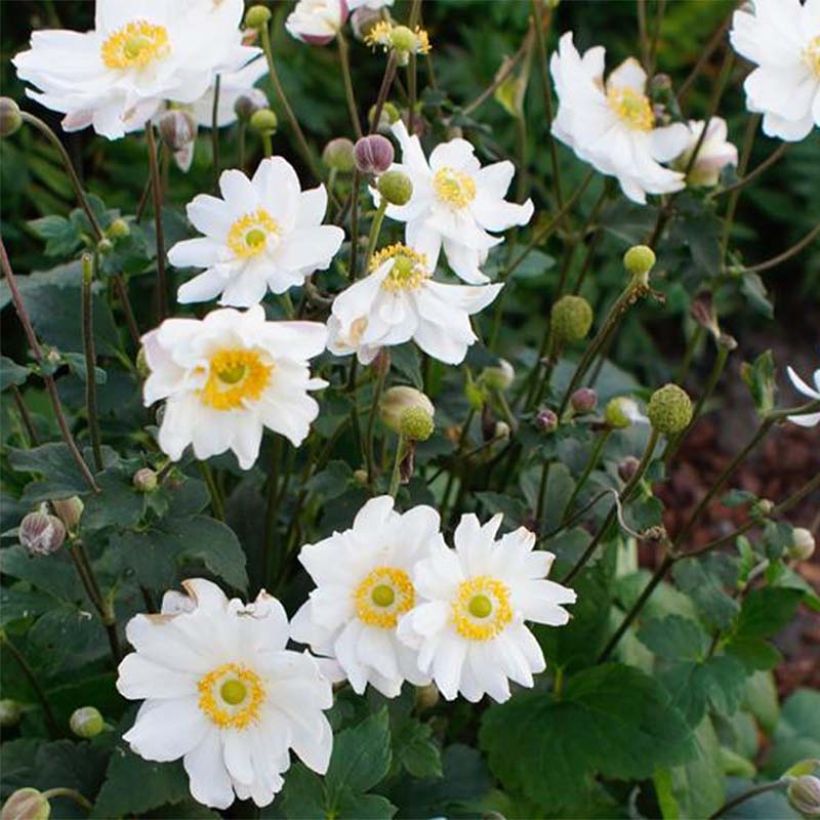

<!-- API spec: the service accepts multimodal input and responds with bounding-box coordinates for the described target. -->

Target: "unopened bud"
[647,384,693,435]
[465,378,486,411]
[623,244,656,282]
[399,407,434,441]
[377,170,413,205]
[250,108,278,136]
[19,512,65,556]
[133,468,158,493]
[788,775,820,818]
[789,528,815,562]
[570,387,597,414]
[380,386,434,434]
[51,496,84,532]
[106,218,130,240]
[415,683,439,712]
[234,88,269,122]
[535,408,558,433]
[96,237,113,255]
[494,421,511,441]
[550,295,593,344]
[0,700,22,728]
[158,109,196,152]
[244,4,272,29]
[354,134,394,174]
[136,347,150,380]
[322,137,356,173]
[618,456,641,482]
[0,788,50,820]
[70,706,104,738]
[368,102,401,132]
[353,468,368,486]
[605,397,640,429]
[0,97,22,138]
[481,360,515,392]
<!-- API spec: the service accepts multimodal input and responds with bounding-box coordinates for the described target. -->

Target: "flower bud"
[550,295,593,344]
[353,468,369,486]
[354,133,394,174]
[465,378,486,411]
[481,360,515,392]
[96,237,114,255]
[605,397,640,429]
[623,244,656,282]
[379,386,434,434]
[70,706,104,739]
[133,467,158,493]
[0,97,22,138]
[51,497,84,533]
[399,407,435,441]
[494,421,511,441]
[158,109,195,153]
[0,788,50,820]
[0,699,22,728]
[136,346,150,380]
[570,387,597,414]
[788,776,820,818]
[19,512,65,556]
[368,102,401,132]
[377,170,413,206]
[322,137,356,173]
[535,408,558,433]
[647,384,693,435]
[415,683,439,712]
[250,108,278,136]
[618,455,641,482]
[106,218,130,240]
[244,5,272,29]
[233,88,269,122]
[789,528,815,562]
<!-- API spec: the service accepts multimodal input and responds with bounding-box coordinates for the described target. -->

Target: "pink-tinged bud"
[570,387,597,414]
[354,134,394,174]
[535,408,558,433]
[133,468,158,493]
[51,497,84,533]
[158,110,196,153]
[285,0,349,46]
[19,512,65,556]
[234,88,269,122]
[0,788,50,820]
[618,456,641,482]
[788,775,820,817]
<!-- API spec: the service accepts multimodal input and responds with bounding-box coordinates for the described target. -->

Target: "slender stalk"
[349,170,361,280]
[370,51,398,134]
[720,113,759,263]
[388,434,406,497]
[673,325,705,385]
[363,199,388,273]
[198,462,225,522]
[676,10,734,103]
[81,254,103,471]
[12,385,39,446]
[407,0,422,130]
[211,73,221,186]
[237,120,247,172]
[365,368,387,487]
[637,0,650,70]
[145,122,168,320]
[709,782,785,819]
[0,238,99,492]
[0,635,61,738]
[710,143,788,198]
[737,222,820,275]
[337,31,362,138]
[561,430,612,525]
[535,460,551,526]
[647,0,667,76]
[263,437,283,584]
[41,788,93,812]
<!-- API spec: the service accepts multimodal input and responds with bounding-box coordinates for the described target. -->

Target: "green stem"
[11,385,39,446]
[337,31,362,138]
[365,368,387,488]
[363,199,388,274]
[736,222,820,275]
[349,170,361,280]
[263,437,283,585]
[388,434,406,497]
[673,324,705,385]
[535,459,551,526]
[198,462,225,521]
[561,430,611,525]
[42,788,93,812]
[370,51,398,134]
[238,120,246,172]
[720,113,759,264]
[81,254,103,471]
[710,143,788,198]
[145,122,168,320]
[211,73,221,187]
[709,781,785,819]
[261,132,273,158]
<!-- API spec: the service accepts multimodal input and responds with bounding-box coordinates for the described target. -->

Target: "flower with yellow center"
[226,209,280,259]
[433,166,478,208]
[607,85,654,132]
[13,0,260,140]
[141,305,327,469]
[730,0,820,142]
[369,243,430,292]
[398,514,577,703]
[117,579,334,810]
[365,22,431,65]
[291,496,444,698]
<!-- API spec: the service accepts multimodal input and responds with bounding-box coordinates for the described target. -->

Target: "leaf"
[325,708,392,798]
[475,492,527,528]
[638,615,709,662]
[765,689,820,777]
[740,273,774,319]
[278,763,325,819]
[479,663,695,809]
[740,350,776,418]
[743,671,779,735]
[673,556,740,630]
[8,443,95,503]
[0,356,29,392]
[335,791,397,819]
[27,214,83,257]
[732,587,803,641]
[391,718,443,779]
[81,466,145,532]
[305,460,355,502]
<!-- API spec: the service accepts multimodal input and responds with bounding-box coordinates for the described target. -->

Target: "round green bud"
[96,237,114,255]
[494,421,511,441]
[605,397,638,429]
[389,25,417,52]
[377,170,413,206]
[399,406,435,441]
[481,360,515,392]
[789,527,815,562]
[132,467,158,493]
[380,386,434,434]
[244,5,272,29]
[0,699,22,728]
[647,384,693,435]
[623,244,656,280]
[322,137,356,173]
[414,683,439,712]
[0,97,22,138]
[51,496,84,533]
[250,108,278,136]
[0,789,50,820]
[550,295,593,344]
[465,379,486,411]
[69,706,104,739]
[353,468,368,487]
[788,775,820,818]
[107,218,130,240]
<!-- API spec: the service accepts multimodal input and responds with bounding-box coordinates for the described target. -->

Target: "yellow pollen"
[607,86,654,132]
[101,21,170,70]
[369,243,430,292]
[199,348,272,411]
[227,209,279,259]
[805,36,820,77]
[354,566,415,629]
[433,166,477,208]
[365,22,431,56]
[452,576,513,641]
[198,663,265,730]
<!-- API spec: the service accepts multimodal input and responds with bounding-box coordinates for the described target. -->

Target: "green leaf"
[765,689,820,777]
[305,460,355,502]
[335,791,397,819]
[391,718,443,779]
[0,356,29,392]
[278,763,325,820]
[475,492,527,528]
[673,556,740,629]
[742,671,779,735]
[8,443,95,503]
[638,615,709,662]
[479,663,695,809]
[740,272,775,319]
[27,214,83,257]
[740,350,776,417]
[326,708,392,798]
[81,466,145,532]
[732,587,803,641]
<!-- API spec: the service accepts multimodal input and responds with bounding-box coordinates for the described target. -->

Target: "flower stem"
[365,368,387,489]
[145,122,168,320]
[42,788,93,812]
[11,385,39,446]
[199,462,225,522]
[81,254,103,472]
[736,222,820,275]
[561,430,612,525]
[709,782,785,819]
[349,170,362,280]
[710,143,788,198]
[363,199,388,274]
[388,433,406,497]
[720,113,759,264]
[337,31,362,138]
[211,73,221,186]
[370,51,398,134]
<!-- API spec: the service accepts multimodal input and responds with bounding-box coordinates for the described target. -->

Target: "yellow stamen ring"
[354,566,415,629]
[101,21,170,70]
[197,662,265,730]
[452,575,513,641]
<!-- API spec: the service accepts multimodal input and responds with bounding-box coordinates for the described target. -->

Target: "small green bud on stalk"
[494,421,511,441]
[380,386,434,434]
[788,775,820,818]
[605,397,638,429]
[69,706,104,738]
[368,102,401,132]
[133,468,159,493]
[481,360,515,392]
[0,699,22,728]
[570,387,597,414]
[789,528,815,562]
[322,137,356,173]
[106,218,130,240]
[51,497,84,533]
[550,295,593,344]
[353,469,369,487]
[399,407,435,442]
[623,244,656,282]
[244,5,272,29]
[250,108,278,136]
[0,97,22,137]
[647,384,693,435]
[414,683,440,712]
[96,237,114,255]
[0,788,51,820]
[377,170,413,205]
[19,511,65,556]
[234,89,268,122]
[465,379,486,410]
[535,408,558,433]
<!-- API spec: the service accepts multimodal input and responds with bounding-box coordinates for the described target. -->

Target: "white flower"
[12,0,258,140]
[349,0,394,9]
[326,243,502,365]
[117,579,333,810]
[676,118,739,187]
[286,0,349,46]
[378,122,533,284]
[786,365,820,427]
[550,32,690,204]
[169,158,344,306]
[291,496,443,698]
[397,514,576,703]
[730,0,820,141]
[141,305,327,469]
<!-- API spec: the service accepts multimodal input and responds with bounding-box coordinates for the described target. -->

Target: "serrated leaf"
[673,556,740,629]
[8,443,95,503]
[638,615,709,662]
[733,587,803,641]
[0,356,30,391]
[325,708,392,799]
[765,689,820,777]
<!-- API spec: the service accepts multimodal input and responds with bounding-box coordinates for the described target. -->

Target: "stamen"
[101,21,170,70]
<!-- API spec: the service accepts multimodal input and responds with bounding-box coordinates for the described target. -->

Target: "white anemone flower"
[12,0,258,140]
[286,0,349,46]
[550,32,690,204]
[397,515,576,703]
[326,243,502,365]
[168,158,344,306]
[376,122,534,284]
[730,0,820,141]
[117,579,333,810]
[676,118,739,187]
[141,305,327,469]
[349,0,394,9]
[786,365,820,427]
[290,496,443,698]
